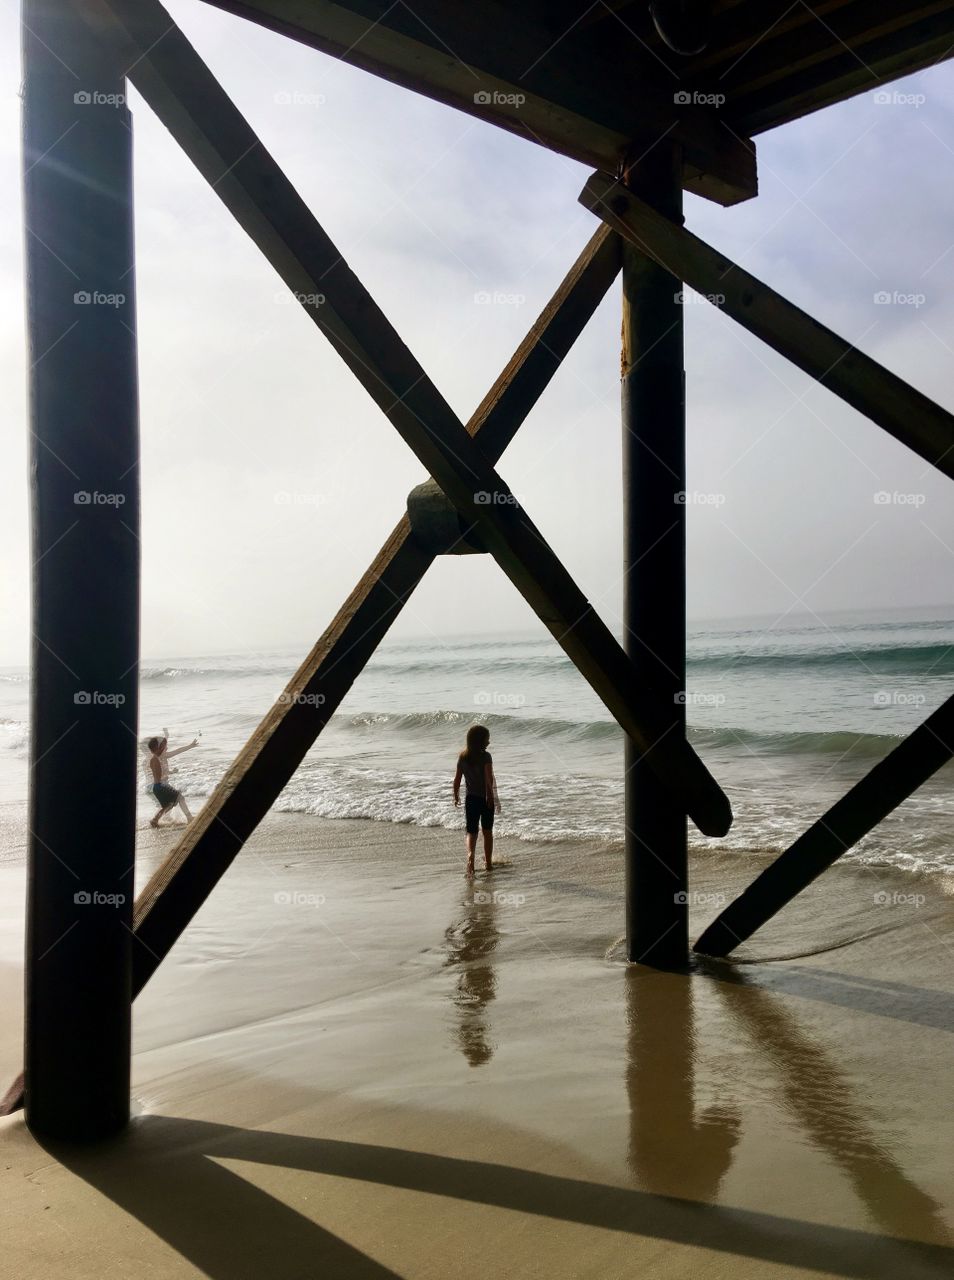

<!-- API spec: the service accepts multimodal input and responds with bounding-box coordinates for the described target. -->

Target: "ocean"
[1,606,953,877]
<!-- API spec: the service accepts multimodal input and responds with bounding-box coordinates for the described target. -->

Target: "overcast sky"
[2,2,953,664]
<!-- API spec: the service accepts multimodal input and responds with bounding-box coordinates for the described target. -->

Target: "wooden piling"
[23,0,138,1139]
[621,142,689,969]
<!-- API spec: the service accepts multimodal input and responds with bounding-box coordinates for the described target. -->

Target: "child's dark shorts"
[151,781,180,807]
[465,794,494,835]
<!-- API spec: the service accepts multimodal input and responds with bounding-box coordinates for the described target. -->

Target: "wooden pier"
[12,0,954,1137]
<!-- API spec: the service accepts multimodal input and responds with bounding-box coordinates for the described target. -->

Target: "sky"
[2,1,954,664]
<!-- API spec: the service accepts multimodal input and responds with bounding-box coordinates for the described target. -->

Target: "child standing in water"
[145,731,198,827]
[453,724,501,877]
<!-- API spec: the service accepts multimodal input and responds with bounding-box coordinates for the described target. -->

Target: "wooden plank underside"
[695,691,954,956]
[196,0,758,205]
[580,171,954,483]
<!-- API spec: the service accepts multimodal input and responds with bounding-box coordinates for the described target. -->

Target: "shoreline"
[2,812,953,1276]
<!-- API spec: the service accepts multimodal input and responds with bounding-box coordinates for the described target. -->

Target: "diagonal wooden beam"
[130,226,623,996]
[80,0,730,835]
[695,690,954,956]
[580,170,954,483]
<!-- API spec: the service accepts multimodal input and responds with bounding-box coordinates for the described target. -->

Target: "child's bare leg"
[177,795,193,821]
[150,803,174,828]
[465,832,477,876]
[482,828,493,870]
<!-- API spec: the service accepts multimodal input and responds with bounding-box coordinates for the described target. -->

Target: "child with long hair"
[453,724,501,876]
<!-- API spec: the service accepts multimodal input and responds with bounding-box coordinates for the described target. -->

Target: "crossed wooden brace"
[73,0,954,995]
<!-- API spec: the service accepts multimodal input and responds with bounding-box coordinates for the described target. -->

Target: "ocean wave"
[129,636,954,684]
[689,726,906,758]
[140,664,290,681]
[336,709,910,760]
[688,640,954,672]
[0,719,27,755]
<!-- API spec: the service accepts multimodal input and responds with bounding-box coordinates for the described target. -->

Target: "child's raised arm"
[167,738,199,758]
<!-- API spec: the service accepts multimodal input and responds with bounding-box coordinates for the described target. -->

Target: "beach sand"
[1,811,953,1277]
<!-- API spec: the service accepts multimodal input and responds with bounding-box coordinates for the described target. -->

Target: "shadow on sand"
[33,952,952,1280]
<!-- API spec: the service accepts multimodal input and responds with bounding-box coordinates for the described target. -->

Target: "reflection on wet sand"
[625,968,741,1201]
[443,888,501,1066]
[708,962,951,1246]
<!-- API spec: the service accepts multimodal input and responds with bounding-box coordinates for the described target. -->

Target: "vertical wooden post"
[621,141,688,968]
[23,0,139,1139]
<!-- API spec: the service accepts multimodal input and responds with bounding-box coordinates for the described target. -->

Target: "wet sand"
[1,811,953,1277]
